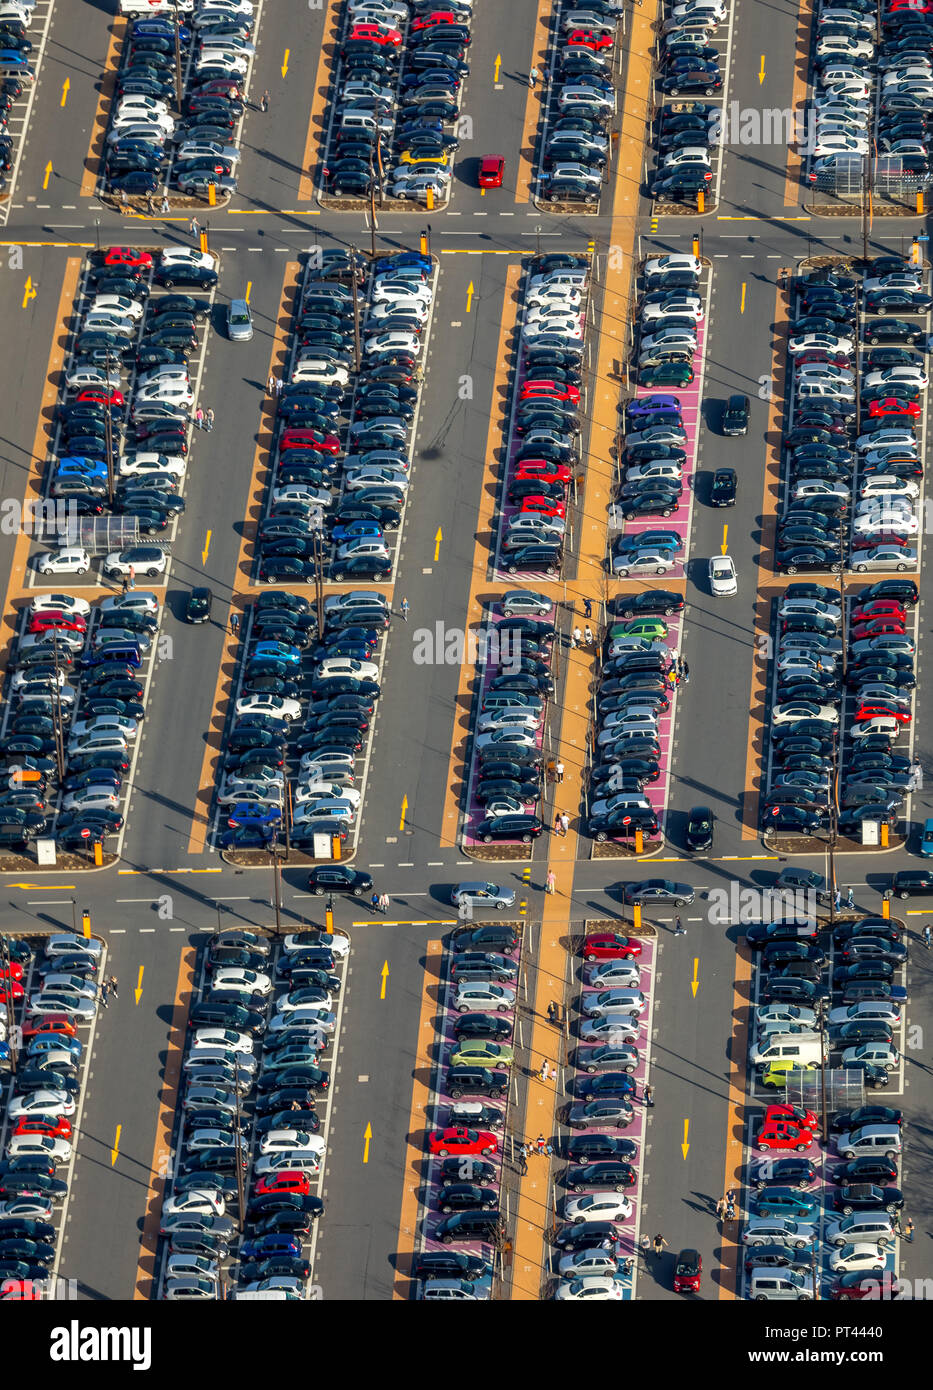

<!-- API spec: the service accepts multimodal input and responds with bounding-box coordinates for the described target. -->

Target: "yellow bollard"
[635,828,644,855]
[633,903,642,932]
[93,842,103,867]
[697,188,705,213]
[917,190,924,216]
[82,908,92,938]
[208,182,217,208]
[332,834,341,861]
[881,824,889,848]
[882,897,890,920]
[426,187,434,210]
[325,905,334,934]
[419,232,428,255]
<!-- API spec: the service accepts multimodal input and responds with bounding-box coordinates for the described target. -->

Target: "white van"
[120,0,193,13]
[835,1125,902,1160]
[749,1032,822,1067]
[825,1213,896,1248]
[748,1269,814,1300]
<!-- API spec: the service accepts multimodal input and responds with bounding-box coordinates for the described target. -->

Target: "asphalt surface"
[0,0,928,1316]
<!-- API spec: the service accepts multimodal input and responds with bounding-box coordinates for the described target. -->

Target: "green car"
[609,618,669,642]
[638,363,694,388]
[449,1040,515,1071]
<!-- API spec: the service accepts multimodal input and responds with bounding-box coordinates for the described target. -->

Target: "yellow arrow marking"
[433,527,442,562]
[493,53,501,82]
[691,958,699,998]
[740,281,746,314]
[134,965,144,1006]
[245,280,251,304]
[60,78,70,107]
[43,161,52,190]
[281,48,289,78]
[399,794,408,832]
[758,55,766,84]
[10,882,75,890]
[681,1118,690,1160]
[721,524,728,555]
[22,276,36,308]
[202,530,211,566]
[111,1124,121,1166]
[363,1122,372,1163]
[466,281,474,313]
[380,961,389,1000]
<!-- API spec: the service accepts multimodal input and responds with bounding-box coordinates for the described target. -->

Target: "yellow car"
[760,1060,820,1089]
[399,150,451,167]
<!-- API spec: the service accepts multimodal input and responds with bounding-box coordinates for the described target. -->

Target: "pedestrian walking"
[644,1083,654,1107]
[923,924,932,948]
[667,669,677,690]
[846,887,854,910]
[400,597,410,621]
[912,758,923,791]
[536,1133,545,1154]
[653,1233,668,1257]
[161,194,170,215]
[545,1142,554,1157]
[260,89,270,112]
[380,892,390,914]
[674,916,685,936]
[275,376,283,397]
[560,812,570,836]
[518,1143,528,1175]
[371,892,380,913]
[147,193,155,215]
[268,373,276,395]
[547,1001,557,1025]
[121,189,128,208]
[555,760,564,784]
[99,982,109,1009]
[529,65,540,88]
[622,1256,635,1278]
[904,1216,915,1242]
[109,975,118,999]
[128,566,136,590]
[195,407,205,430]
[121,578,129,596]
[545,869,556,895]
[189,217,199,239]
[553,812,561,835]
[715,1198,725,1220]
[205,408,214,431]
[539,1059,548,1081]
[640,1234,651,1258]
[230,613,240,636]
[571,625,582,648]
[682,660,690,684]
[584,625,594,647]
[725,1202,735,1221]
[834,888,842,912]
[583,597,593,619]
[547,1064,557,1083]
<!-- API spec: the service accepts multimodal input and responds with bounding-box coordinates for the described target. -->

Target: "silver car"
[451,882,516,911]
[582,989,647,1020]
[227,298,253,341]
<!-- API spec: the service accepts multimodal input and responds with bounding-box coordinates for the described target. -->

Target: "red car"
[14,1116,73,1140]
[850,601,906,624]
[757,1118,815,1152]
[347,22,402,45]
[673,1248,701,1293]
[514,457,573,479]
[850,532,910,550]
[279,430,340,454]
[764,1103,819,1129]
[887,0,933,9]
[253,1171,312,1197]
[567,27,614,50]
[428,1127,498,1157]
[20,1015,77,1040]
[412,11,460,29]
[103,246,153,269]
[794,350,852,367]
[0,983,23,1003]
[478,155,505,188]
[515,466,572,487]
[854,704,911,723]
[582,932,642,962]
[76,387,124,408]
[0,961,23,981]
[850,620,906,642]
[832,1270,902,1300]
[27,611,87,635]
[520,380,581,403]
[867,396,921,419]
[520,496,566,519]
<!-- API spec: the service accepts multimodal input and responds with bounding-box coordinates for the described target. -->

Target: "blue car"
[331,521,384,544]
[376,253,431,274]
[920,818,933,857]
[28,1035,83,1060]
[239,1234,301,1261]
[626,394,683,418]
[753,1188,821,1220]
[252,641,300,666]
[0,52,33,68]
[0,1041,9,1063]
[57,456,108,475]
[109,171,160,194]
[132,20,191,42]
[227,802,284,829]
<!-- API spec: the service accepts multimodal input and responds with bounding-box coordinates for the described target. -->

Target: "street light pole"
[349,247,362,374]
[172,0,184,119]
[0,935,18,1074]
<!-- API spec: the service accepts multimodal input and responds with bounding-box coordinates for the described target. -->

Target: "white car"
[191,1028,255,1055]
[61,788,120,814]
[8,1089,75,1119]
[850,716,903,738]
[772,702,839,725]
[6,1134,73,1163]
[103,548,167,578]
[828,1242,886,1274]
[29,993,97,1020]
[612,549,675,577]
[314,657,378,682]
[69,714,138,743]
[454,983,516,1013]
[162,1189,226,1218]
[368,298,428,325]
[290,360,351,387]
[555,1276,626,1300]
[788,332,853,355]
[90,294,145,321]
[258,1130,327,1157]
[98,591,160,617]
[816,37,875,60]
[192,0,254,19]
[114,95,170,119]
[852,511,918,535]
[527,286,583,311]
[563,1193,633,1223]
[134,380,194,408]
[37,548,91,575]
[267,1009,333,1035]
[294,782,361,808]
[160,247,217,272]
[235,694,301,722]
[791,480,850,500]
[711,553,739,597]
[253,1152,321,1177]
[645,254,702,277]
[584,960,642,989]
[30,593,91,618]
[640,295,703,322]
[364,332,421,357]
[210,968,272,996]
[371,278,433,305]
[863,367,927,390]
[662,146,712,169]
[119,452,186,478]
[813,134,869,155]
[858,477,919,500]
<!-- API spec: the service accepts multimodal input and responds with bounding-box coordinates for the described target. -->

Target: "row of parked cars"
[323,0,471,207]
[740,914,908,1299]
[0,0,39,195]
[776,258,931,579]
[34,244,219,585]
[0,932,106,1292]
[463,597,555,847]
[0,590,167,854]
[158,925,351,1299]
[216,590,390,855]
[256,248,434,588]
[104,0,256,201]
[648,0,730,202]
[493,253,592,579]
[807,0,933,191]
[536,2,620,207]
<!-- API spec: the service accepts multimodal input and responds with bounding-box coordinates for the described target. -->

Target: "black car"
[710,468,737,505]
[305,865,373,897]
[444,1067,509,1100]
[832,1183,904,1216]
[890,870,933,898]
[435,1183,499,1214]
[751,1157,817,1190]
[832,1156,898,1186]
[433,1210,503,1246]
[722,393,750,435]
[612,589,684,619]
[553,1220,622,1252]
[411,1249,489,1281]
[684,805,713,851]
[452,1013,513,1043]
[474,814,543,844]
[565,1161,637,1192]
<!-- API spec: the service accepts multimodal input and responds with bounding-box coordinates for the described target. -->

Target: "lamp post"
[0,935,18,1074]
